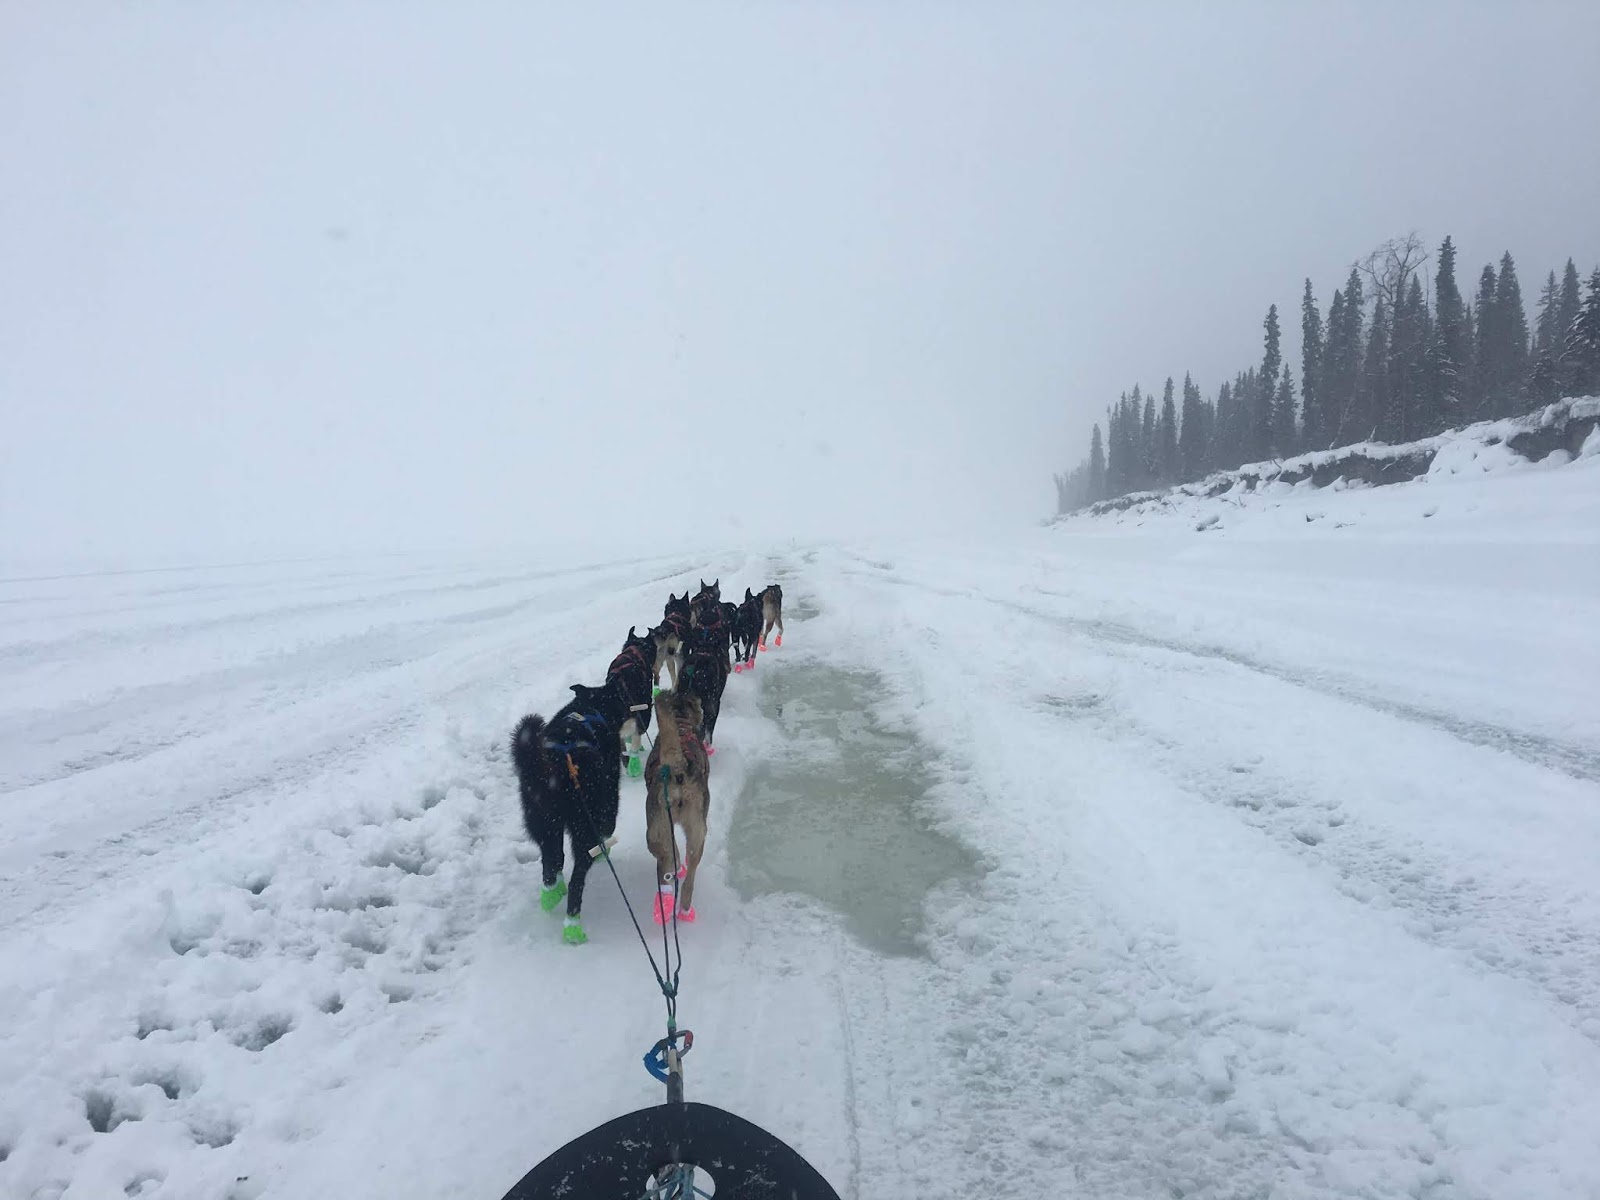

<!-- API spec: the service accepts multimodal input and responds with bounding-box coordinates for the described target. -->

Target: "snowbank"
[1056,396,1600,537]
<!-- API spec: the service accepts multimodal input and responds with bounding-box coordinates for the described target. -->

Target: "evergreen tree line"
[1054,235,1600,512]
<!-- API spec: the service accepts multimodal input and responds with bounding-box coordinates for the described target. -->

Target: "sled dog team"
[510,579,784,945]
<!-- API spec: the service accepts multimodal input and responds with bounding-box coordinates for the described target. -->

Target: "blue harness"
[543,710,611,756]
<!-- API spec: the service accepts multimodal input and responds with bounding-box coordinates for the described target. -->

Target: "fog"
[4,1,1597,567]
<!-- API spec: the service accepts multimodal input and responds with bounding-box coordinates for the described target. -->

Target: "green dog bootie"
[652,685,662,698]
[539,875,567,913]
[562,916,588,946]
[627,753,644,779]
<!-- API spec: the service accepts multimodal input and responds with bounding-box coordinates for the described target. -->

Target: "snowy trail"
[827,549,1600,1034]
[5,508,1600,1199]
[810,538,1600,1197]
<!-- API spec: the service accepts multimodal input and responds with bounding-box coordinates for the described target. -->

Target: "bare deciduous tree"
[1360,233,1430,316]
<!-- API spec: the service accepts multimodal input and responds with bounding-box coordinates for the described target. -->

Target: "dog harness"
[542,709,611,756]
[609,641,651,676]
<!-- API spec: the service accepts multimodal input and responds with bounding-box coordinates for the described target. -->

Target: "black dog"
[731,588,763,671]
[681,622,731,755]
[690,582,728,649]
[607,626,657,775]
[511,680,631,945]
[655,592,692,692]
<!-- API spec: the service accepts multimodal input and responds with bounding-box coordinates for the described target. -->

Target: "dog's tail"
[511,714,548,784]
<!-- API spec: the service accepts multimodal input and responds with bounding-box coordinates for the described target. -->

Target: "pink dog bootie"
[653,882,696,925]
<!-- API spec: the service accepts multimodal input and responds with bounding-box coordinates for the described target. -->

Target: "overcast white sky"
[3,1,1597,566]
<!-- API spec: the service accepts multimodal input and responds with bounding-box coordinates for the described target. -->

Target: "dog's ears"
[627,625,638,640]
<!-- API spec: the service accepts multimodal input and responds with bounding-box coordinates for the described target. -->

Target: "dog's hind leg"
[525,807,567,914]
[646,778,680,924]
[677,804,707,918]
[702,694,722,753]
[562,841,598,944]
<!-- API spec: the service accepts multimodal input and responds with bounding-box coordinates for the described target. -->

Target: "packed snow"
[3,446,1600,1200]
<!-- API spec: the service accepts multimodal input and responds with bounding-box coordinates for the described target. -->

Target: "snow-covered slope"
[1059,395,1600,541]
[4,461,1599,1200]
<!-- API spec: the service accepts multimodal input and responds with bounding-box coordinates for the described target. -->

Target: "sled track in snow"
[844,559,1600,784]
[1030,591,1600,787]
[840,556,1600,1042]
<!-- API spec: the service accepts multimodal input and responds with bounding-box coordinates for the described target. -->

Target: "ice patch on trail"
[730,662,978,956]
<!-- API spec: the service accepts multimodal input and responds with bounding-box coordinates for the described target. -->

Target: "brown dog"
[759,583,784,650]
[645,690,711,924]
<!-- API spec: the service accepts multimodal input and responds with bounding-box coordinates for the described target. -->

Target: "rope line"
[566,739,688,1034]
[568,769,680,1019]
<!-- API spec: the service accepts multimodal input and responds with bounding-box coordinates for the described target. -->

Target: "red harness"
[609,641,651,678]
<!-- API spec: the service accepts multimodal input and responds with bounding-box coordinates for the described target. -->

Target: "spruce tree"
[1564,267,1600,396]
[1117,389,1137,495]
[1214,381,1234,472]
[1320,288,1347,448]
[1088,423,1106,500]
[1141,391,1156,489]
[1384,276,1427,443]
[1122,392,1141,491]
[1532,269,1563,405]
[1428,235,1466,433]
[1325,267,1365,446]
[1235,369,1258,466]
[1535,270,1561,359]
[1558,261,1582,348]
[1106,396,1126,497]
[1494,252,1530,414]
[1158,378,1178,485]
[1529,353,1560,406]
[1407,275,1430,438]
[1199,393,1216,470]
[1178,372,1203,480]
[1257,304,1282,461]
[1301,280,1324,452]
[1469,264,1498,419]
[1273,365,1297,455]
[1359,298,1388,442]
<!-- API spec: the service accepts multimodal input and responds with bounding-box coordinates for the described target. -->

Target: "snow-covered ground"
[4,449,1600,1200]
